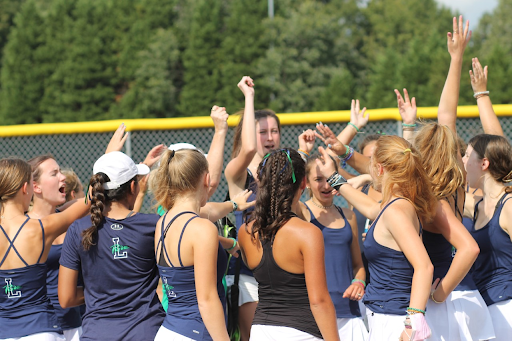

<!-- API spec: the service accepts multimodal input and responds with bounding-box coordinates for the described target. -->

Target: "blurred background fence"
[1,105,511,211]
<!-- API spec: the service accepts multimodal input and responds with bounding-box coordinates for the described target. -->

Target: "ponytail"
[82,173,107,250]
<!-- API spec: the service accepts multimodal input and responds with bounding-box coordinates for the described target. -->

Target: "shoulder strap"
[0,217,31,267]
[158,211,196,268]
[37,219,45,263]
[177,215,199,267]
[303,203,315,222]
[473,197,484,224]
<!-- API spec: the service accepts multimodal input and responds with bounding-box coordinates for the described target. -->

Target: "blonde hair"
[373,136,437,223]
[151,149,209,210]
[0,158,32,204]
[62,169,82,202]
[414,123,465,199]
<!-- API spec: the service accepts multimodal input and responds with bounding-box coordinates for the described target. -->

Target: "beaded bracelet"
[351,278,366,288]
[406,307,425,315]
[402,123,417,128]
[226,238,237,251]
[347,122,360,133]
[229,200,238,212]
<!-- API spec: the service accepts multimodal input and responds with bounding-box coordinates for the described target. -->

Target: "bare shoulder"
[187,217,218,241]
[381,199,418,228]
[281,217,323,243]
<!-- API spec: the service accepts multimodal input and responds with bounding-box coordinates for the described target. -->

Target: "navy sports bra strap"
[370,198,403,228]
[159,211,197,268]
[473,198,484,224]
[37,219,45,263]
[335,205,347,220]
[0,217,31,267]
[177,215,199,267]
[304,203,315,220]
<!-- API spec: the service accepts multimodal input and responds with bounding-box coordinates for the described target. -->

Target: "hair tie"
[503,169,512,183]
[403,148,412,154]
[167,150,175,165]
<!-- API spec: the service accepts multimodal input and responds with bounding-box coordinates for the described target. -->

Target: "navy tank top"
[252,235,322,339]
[46,243,82,330]
[157,211,227,340]
[470,193,512,306]
[363,198,420,315]
[305,203,361,318]
[0,217,60,338]
[230,169,257,276]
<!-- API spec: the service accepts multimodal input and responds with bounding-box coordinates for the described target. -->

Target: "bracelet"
[298,149,310,156]
[351,278,366,288]
[327,172,348,191]
[406,307,426,315]
[338,146,354,169]
[430,291,443,304]
[338,145,351,159]
[352,281,365,289]
[229,200,238,212]
[226,238,237,251]
[347,122,360,133]
[402,123,417,128]
[474,91,489,98]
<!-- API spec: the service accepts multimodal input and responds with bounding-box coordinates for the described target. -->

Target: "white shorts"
[488,299,512,341]
[426,290,495,341]
[337,317,368,341]
[238,274,259,306]
[250,325,322,341]
[154,326,194,341]
[366,309,405,341]
[62,327,82,341]
[1,332,65,341]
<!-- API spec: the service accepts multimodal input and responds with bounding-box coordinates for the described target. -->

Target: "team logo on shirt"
[3,278,22,298]
[162,277,177,298]
[110,223,124,231]
[110,237,129,259]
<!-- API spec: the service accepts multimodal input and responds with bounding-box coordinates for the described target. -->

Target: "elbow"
[309,294,332,311]
[58,295,73,309]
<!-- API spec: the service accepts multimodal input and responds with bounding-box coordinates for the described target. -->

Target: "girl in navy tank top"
[314,135,437,341]
[152,148,230,341]
[463,134,512,340]
[27,155,83,341]
[299,153,368,340]
[0,158,90,340]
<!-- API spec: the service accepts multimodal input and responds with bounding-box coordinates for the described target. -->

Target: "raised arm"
[337,99,368,145]
[206,106,230,197]
[42,197,90,243]
[224,76,257,196]
[395,88,417,144]
[470,57,504,136]
[199,189,255,222]
[438,16,471,134]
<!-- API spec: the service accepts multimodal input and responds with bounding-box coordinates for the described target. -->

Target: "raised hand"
[447,15,471,59]
[298,129,316,155]
[143,144,167,168]
[350,99,369,131]
[232,189,255,212]
[315,123,345,157]
[105,123,128,153]
[315,146,338,180]
[211,105,229,133]
[237,76,255,98]
[395,88,417,125]
[469,57,488,93]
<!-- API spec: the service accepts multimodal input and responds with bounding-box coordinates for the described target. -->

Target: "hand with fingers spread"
[469,57,488,94]
[143,144,167,168]
[350,99,369,131]
[447,15,471,59]
[105,123,128,153]
[232,189,255,212]
[211,105,229,134]
[314,146,338,180]
[395,88,417,125]
[237,76,255,98]
[315,123,345,157]
[298,129,316,155]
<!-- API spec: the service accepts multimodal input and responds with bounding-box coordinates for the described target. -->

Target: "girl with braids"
[238,148,340,341]
[151,148,229,341]
[0,158,89,340]
[299,154,368,340]
[463,134,512,340]
[26,155,83,341]
[315,135,435,341]
[58,151,165,341]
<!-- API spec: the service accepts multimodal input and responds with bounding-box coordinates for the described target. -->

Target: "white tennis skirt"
[250,325,323,341]
[365,309,407,341]
[1,332,65,341]
[425,290,495,341]
[487,299,512,341]
[337,317,369,341]
[154,326,194,341]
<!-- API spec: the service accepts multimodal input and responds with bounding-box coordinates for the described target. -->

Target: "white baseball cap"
[93,151,150,190]
[168,143,207,157]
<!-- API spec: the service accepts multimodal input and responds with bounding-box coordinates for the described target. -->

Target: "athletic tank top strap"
[36,219,45,263]
[177,215,199,267]
[453,188,464,221]
[472,197,484,225]
[158,211,197,268]
[0,216,31,267]
[369,198,402,229]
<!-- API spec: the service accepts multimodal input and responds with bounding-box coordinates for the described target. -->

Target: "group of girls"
[0,14,511,341]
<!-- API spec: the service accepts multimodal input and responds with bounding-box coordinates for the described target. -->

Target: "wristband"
[347,122,360,132]
[229,200,238,212]
[338,145,351,158]
[406,307,426,315]
[351,278,366,288]
[473,91,489,98]
[402,123,417,128]
[226,238,237,251]
[430,291,443,304]
[327,172,348,191]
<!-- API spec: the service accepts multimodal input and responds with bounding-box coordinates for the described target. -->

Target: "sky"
[436,0,499,26]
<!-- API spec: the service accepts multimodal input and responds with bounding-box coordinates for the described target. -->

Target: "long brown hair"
[27,154,55,183]
[373,136,437,223]
[0,158,32,205]
[250,148,305,242]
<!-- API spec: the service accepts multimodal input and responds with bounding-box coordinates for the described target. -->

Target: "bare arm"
[42,198,90,243]
[395,88,417,144]
[430,200,479,302]
[470,57,504,136]
[133,174,149,213]
[342,210,366,301]
[58,266,85,308]
[224,77,257,197]
[438,16,471,134]
[206,106,229,197]
[302,225,340,341]
[194,220,230,341]
[199,190,255,222]
[337,99,368,145]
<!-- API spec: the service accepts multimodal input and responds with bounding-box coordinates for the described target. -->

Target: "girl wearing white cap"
[58,151,165,341]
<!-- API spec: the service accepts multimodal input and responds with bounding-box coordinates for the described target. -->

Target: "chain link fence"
[1,116,510,211]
